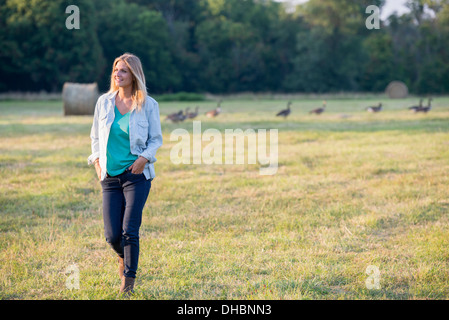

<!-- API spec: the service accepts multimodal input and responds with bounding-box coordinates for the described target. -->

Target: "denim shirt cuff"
[139,152,157,164]
[87,153,100,166]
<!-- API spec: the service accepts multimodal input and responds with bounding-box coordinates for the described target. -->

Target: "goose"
[206,101,222,118]
[409,99,423,112]
[177,107,189,122]
[366,103,382,113]
[417,98,432,113]
[166,107,189,122]
[276,101,292,118]
[309,101,326,115]
[165,110,184,122]
[187,106,199,119]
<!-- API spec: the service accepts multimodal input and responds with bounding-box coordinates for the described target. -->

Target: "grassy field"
[0,96,448,300]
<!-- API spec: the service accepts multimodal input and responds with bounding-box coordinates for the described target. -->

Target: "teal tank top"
[106,106,138,176]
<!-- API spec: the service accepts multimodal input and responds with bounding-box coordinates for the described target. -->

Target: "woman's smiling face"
[114,60,133,88]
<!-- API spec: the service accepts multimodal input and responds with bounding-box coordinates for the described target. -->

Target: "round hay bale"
[385,81,408,99]
[63,82,99,116]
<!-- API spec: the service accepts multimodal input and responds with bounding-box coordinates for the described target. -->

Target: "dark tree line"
[1,0,448,94]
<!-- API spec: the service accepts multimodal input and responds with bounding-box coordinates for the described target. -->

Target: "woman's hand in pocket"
[129,156,148,174]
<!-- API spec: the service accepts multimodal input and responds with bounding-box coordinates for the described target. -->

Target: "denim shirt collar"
[105,90,118,103]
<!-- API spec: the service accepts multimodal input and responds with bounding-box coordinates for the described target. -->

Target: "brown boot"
[118,256,125,281]
[120,277,135,295]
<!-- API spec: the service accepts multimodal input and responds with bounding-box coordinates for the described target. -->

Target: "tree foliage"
[0,0,448,94]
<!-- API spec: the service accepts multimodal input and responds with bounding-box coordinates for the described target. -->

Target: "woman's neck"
[118,86,133,101]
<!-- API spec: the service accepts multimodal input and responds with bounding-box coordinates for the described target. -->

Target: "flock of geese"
[165,101,222,122]
[275,97,433,118]
[276,100,328,117]
[165,98,433,122]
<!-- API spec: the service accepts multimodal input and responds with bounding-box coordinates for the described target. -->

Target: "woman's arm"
[94,158,101,180]
[139,99,163,163]
[87,99,101,166]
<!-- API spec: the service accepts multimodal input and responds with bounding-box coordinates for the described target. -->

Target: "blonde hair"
[108,53,147,111]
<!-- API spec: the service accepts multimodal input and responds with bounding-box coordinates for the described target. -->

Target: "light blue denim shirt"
[87,91,163,181]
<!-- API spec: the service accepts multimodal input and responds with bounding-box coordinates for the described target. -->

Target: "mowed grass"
[0,97,449,300]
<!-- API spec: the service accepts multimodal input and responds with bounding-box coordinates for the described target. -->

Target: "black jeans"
[100,169,151,278]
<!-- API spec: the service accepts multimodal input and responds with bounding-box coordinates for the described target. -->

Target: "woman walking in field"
[87,53,163,295]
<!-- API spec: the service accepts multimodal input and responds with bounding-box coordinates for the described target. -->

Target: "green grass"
[1,96,449,300]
